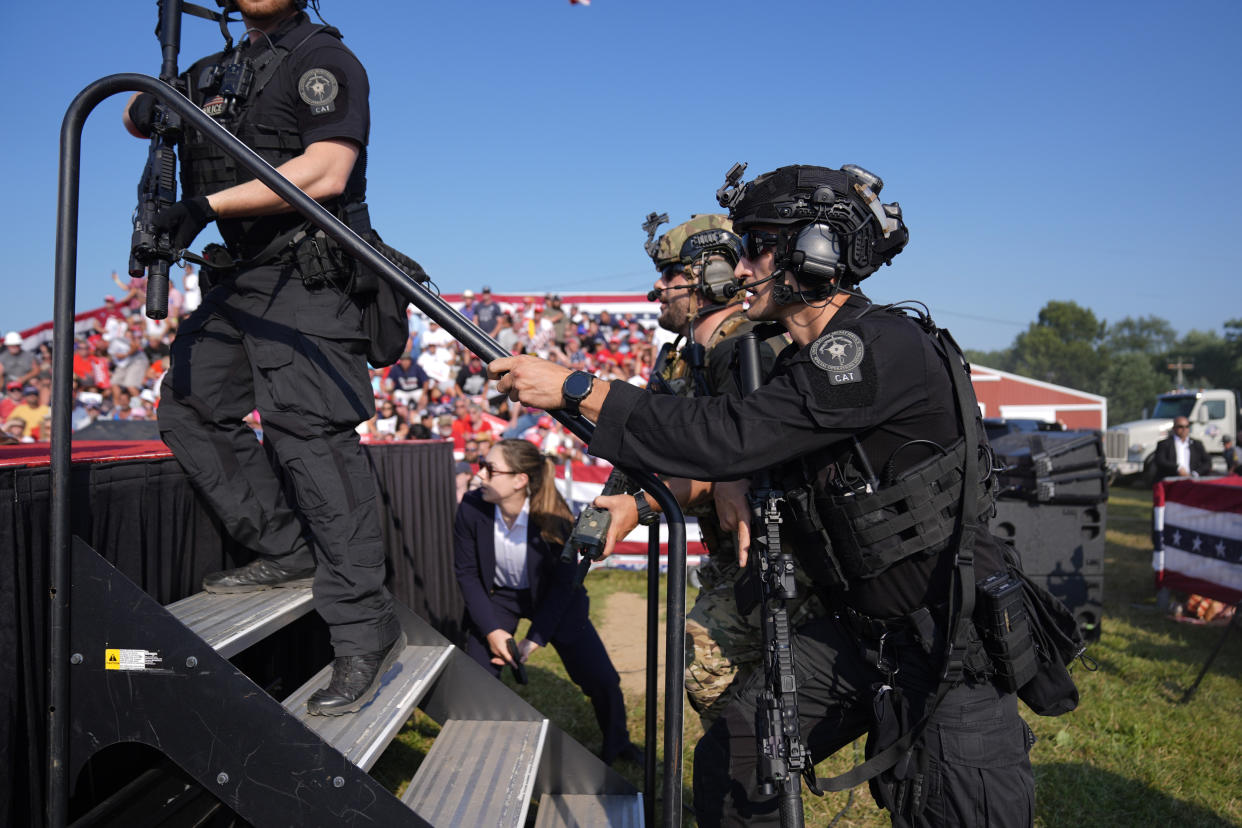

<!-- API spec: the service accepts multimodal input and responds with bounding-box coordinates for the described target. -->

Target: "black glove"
[154,196,217,253]
[128,93,157,136]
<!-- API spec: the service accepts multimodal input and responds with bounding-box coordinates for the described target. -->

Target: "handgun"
[505,637,528,685]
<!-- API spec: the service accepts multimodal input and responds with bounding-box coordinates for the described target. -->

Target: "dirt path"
[598,591,666,697]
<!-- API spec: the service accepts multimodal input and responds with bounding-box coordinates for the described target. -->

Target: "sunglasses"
[476,460,519,477]
[1174,424,1190,430]
[740,230,780,260]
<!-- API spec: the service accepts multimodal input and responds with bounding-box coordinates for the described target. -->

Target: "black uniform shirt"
[592,295,971,617]
[183,12,369,254]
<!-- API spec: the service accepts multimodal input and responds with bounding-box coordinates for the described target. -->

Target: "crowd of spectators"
[0,268,194,444]
[365,286,663,469]
[0,274,665,460]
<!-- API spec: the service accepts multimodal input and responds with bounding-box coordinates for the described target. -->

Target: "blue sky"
[2,0,1239,351]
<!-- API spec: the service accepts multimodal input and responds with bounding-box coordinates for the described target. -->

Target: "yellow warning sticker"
[103,648,162,671]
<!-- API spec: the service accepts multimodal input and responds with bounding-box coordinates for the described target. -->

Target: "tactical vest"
[779,305,996,588]
[179,24,362,211]
[656,310,760,557]
[817,437,995,582]
[656,310,753,398]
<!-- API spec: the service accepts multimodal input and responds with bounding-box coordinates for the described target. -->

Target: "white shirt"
[422,324,455,349]
[492,498,531,589]
[1174,434,1192,475]
[417,349,453,384]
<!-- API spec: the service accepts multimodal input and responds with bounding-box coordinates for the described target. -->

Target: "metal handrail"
[51,73,686,826]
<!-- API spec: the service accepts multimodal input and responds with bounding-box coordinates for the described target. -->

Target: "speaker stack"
[987,430,1108,641]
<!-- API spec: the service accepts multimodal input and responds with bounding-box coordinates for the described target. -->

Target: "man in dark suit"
[1153,417,1214,479]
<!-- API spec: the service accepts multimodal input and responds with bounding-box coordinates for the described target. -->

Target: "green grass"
[374,490,1242,826]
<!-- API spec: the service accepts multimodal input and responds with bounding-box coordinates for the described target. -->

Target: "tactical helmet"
[651,214,733,272]
[717,164,908,284]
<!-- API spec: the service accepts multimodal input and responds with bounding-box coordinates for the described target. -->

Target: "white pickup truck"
[1105,388,1241,479]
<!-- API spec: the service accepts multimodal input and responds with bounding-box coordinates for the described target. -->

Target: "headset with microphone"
[646,282,699,302]
[677,227,745,306]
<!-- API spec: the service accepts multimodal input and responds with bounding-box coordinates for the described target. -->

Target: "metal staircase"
[68,536,641,826]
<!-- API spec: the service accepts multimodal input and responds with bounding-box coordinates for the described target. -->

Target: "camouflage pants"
[685,555,826,725]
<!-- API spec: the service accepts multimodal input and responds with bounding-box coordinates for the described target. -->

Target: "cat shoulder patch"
[799,326,877,411]
[810,329,865,386]
[299,68,339,115]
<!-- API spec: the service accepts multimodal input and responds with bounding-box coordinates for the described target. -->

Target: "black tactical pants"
[159,262,399,657]
[693,614,1034,827]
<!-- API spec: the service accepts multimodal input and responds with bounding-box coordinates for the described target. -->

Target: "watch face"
[564,371,594,400]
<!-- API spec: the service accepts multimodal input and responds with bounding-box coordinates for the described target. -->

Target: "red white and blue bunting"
[1153,476,1242,604]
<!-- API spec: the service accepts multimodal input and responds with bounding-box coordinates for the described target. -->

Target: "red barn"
[970,365,1106,430]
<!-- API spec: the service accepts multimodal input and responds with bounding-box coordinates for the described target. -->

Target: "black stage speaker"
[991,430,1107,505]
[75,420,163,441]
[990,499,1104,641]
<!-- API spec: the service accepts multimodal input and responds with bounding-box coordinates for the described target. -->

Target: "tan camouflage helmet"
[651,214,733,271]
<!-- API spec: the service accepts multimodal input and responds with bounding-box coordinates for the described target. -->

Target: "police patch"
[810,330,865,385]
[298,68,339,115]
[202,95,226,118]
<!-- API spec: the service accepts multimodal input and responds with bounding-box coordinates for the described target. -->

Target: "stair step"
[534,794,646,828]
[166,587,315,659]
[402,719,547,828]
[283,643,453,772]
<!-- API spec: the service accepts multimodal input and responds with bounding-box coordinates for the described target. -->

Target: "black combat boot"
[202,558,315,593]
[306,630,407,716]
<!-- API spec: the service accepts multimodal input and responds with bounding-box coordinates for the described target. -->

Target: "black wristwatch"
[633,491,658,526]
[561,370,595,417]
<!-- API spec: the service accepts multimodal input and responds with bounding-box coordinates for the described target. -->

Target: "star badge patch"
[810,329,865,385]
[298,68,339,115]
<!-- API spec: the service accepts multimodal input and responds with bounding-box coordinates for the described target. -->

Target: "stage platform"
[0,437,460,827]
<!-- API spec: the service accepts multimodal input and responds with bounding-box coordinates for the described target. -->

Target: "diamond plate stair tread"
[402,719,547,828]
[280,643,453,772]
[533,794,645,828]
[165,588,315,659]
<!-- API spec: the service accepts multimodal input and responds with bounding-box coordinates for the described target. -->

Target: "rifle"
[738,330,809,827]
[129,0,184,320]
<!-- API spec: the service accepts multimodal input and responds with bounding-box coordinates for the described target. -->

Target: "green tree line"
[964,301,1242,426]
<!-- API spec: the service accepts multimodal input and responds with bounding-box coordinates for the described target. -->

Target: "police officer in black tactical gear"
[123,0,404,716]
[493,164,1037,826]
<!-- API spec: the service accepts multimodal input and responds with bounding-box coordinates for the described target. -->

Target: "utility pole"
[1167,356,1194,387]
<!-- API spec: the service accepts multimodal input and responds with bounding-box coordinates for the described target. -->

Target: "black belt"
[838,604,939,656]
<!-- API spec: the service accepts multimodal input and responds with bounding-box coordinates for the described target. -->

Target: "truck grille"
[1105,430,1129,460]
